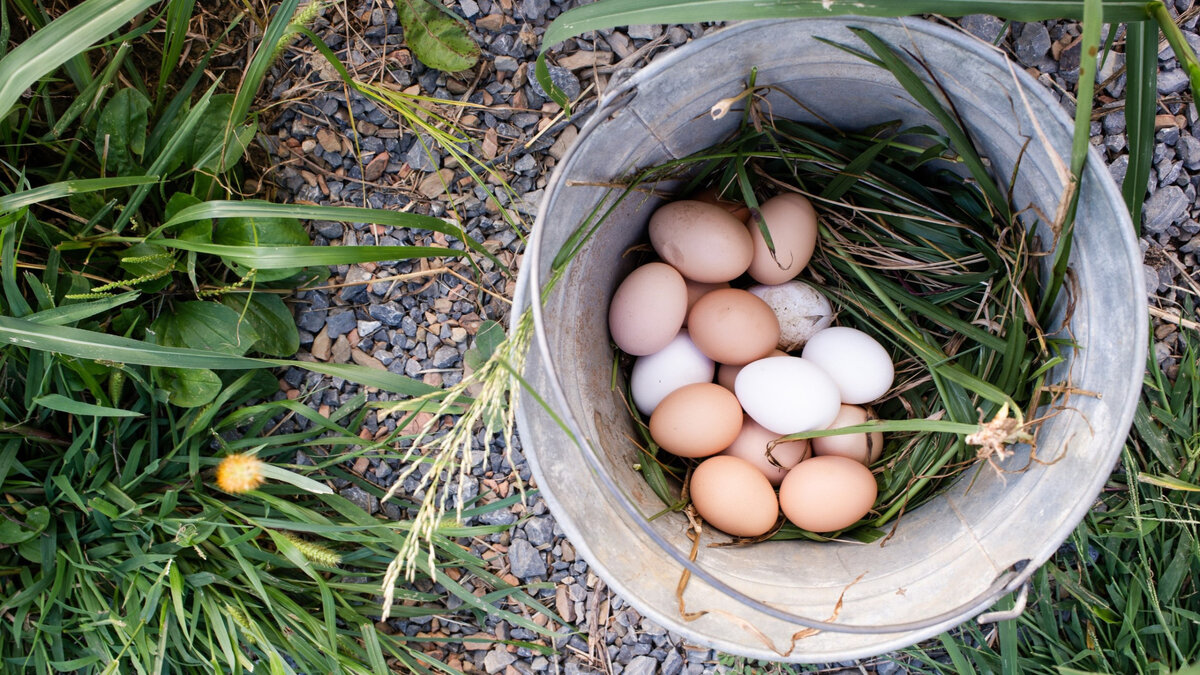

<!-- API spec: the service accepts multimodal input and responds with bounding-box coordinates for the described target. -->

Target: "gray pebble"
[357,320,382,337]
[1014,23,1051,65]
[1159,68,1190,95]
[1109,154,1129,186]
[297,306,325,333]
[495,55,519,72]
[1143,185,1189,233]
[524,516,555,546]
[627,24,663,40]
[961,14,1005,43]
[1102,111,1125,135]
[432,344,460,368]
[484,648,517,674]
[508,539,547,579]
[459,0,479,17]
[314,220,344,238]
[661,650,684,675]
[369,301,405,327]
[529,65,581,101]
[340,486,378,514]
[1145,264,1160,294]
[404,136,440,171]
[325,310,358,339]
[1180,134,1200,169]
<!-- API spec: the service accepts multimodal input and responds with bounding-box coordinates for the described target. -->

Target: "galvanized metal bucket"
[511,17,1146,662]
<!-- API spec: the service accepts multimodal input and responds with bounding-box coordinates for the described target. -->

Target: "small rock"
[432,344,460,368]
[661,650,685,675]
[484,648,516,674]
[1143,185,1188,233]
[357,320,382,337]
[297,307,326,333]
[316,128,341,153]
[351,349,386,370]
[310,329,332,361]
[1159,68,1190,95]
[520,0,549,21]
[529,65,581,102]
[475,14,506,32]
[627,24,662,40]
[1180,134,1200,169]
[1144,264,1160,294]
[314,220,344,239]
[363,152,389,182]
[623,656,656,675]
[1108,155,1129,186]
[1014,23,1051,66]
[340,486,378,514]
[405,137,440,172]
[418,169,456,198]
[508,539,547,579]
[513,153,537,173]
[325,310,358,339]
[494,55,519,72]
[369,302,405,326]
[458,0,479,17]
[549,125,578,160]
[1102,110,1125,135]
[558,50,614,71]
[555,585,576,622]
[331,335,351,363]
[961,14,1006,43]
[524,516,554,546]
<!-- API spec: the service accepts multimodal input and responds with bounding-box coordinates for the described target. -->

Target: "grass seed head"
[216,453,266,494]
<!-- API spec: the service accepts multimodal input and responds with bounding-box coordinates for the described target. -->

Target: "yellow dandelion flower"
[216,454,266,493]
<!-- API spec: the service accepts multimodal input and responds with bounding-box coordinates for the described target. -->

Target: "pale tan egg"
[607,262,688,356]
[746,193,819,285]
[688,289,780,366]
[779,456,878,533]
[683,279,730,326]
[689,455,779,537]
[649,200,754,283]
[649,383,743,458]
[720,416,810,486]
[812,405,884,465]
[716,349,787,391]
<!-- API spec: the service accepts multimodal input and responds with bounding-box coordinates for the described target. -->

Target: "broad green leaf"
[464,319,504,370]
[219,293,300,357]
[94,87,152,176]
[32,393,141,417]
[213,215,309,281]
[182,93,237,168]
[396,0,479,73]
[165,193,211,242]
[156,366,221,407]
[150,301,259,355]
[0,505,49,544]
[0,0,159,121]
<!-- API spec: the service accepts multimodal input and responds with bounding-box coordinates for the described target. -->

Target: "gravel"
[262,1,1200,671]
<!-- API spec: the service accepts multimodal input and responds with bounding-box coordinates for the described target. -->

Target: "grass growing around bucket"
[896,316,1200,673]
[0,0,566,670]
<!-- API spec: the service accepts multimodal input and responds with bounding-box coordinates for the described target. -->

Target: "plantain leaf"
[156,366,222,408]
[94,87,152,176]
[219,293,300,357]
[213,215,309,281]
[149,301,260,355]
[0,506,49,545]
[396,0,480,73]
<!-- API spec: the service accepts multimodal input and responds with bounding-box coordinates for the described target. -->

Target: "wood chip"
[417,168,456,198]
[363,152,389,182]
[316,127,340,153]
[557,49,614,71]
[555,585,576,623]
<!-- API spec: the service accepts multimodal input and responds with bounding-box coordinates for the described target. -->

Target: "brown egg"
[812,405,885,465]
[608,262,688,356]
[720,416,810,486]
[691,186,752,222]
[779,456,878,533]
[649,201,754,283]
[746,193,819,285]
[688,289,780,366]
[689,455,779,537]
[716,349,787,391]
[683,279,729,325]
[649,383,743,458]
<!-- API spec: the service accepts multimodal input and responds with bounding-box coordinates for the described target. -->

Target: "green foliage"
[396,0,480,72]
[906,325,1200,673]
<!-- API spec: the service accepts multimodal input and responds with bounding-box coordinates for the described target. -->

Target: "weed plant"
[0,0,559,671]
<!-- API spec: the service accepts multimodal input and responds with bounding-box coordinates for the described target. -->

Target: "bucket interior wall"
[517,18,1144,662]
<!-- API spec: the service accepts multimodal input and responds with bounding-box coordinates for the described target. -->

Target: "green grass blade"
[223,0,299,171]
[24,292,139,326]
[1123,20,1158,232]
[0,176,159,212]
[32,393,141,417]
[0,0,158,121]
[152,239,467,268]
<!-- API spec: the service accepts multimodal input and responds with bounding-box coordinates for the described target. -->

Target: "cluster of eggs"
[608,193,895,537]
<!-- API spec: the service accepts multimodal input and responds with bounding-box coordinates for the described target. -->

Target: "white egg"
[630,330,716,415]
[747,281,834,351]
[802,327,894,404]
[734,356,841,435]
